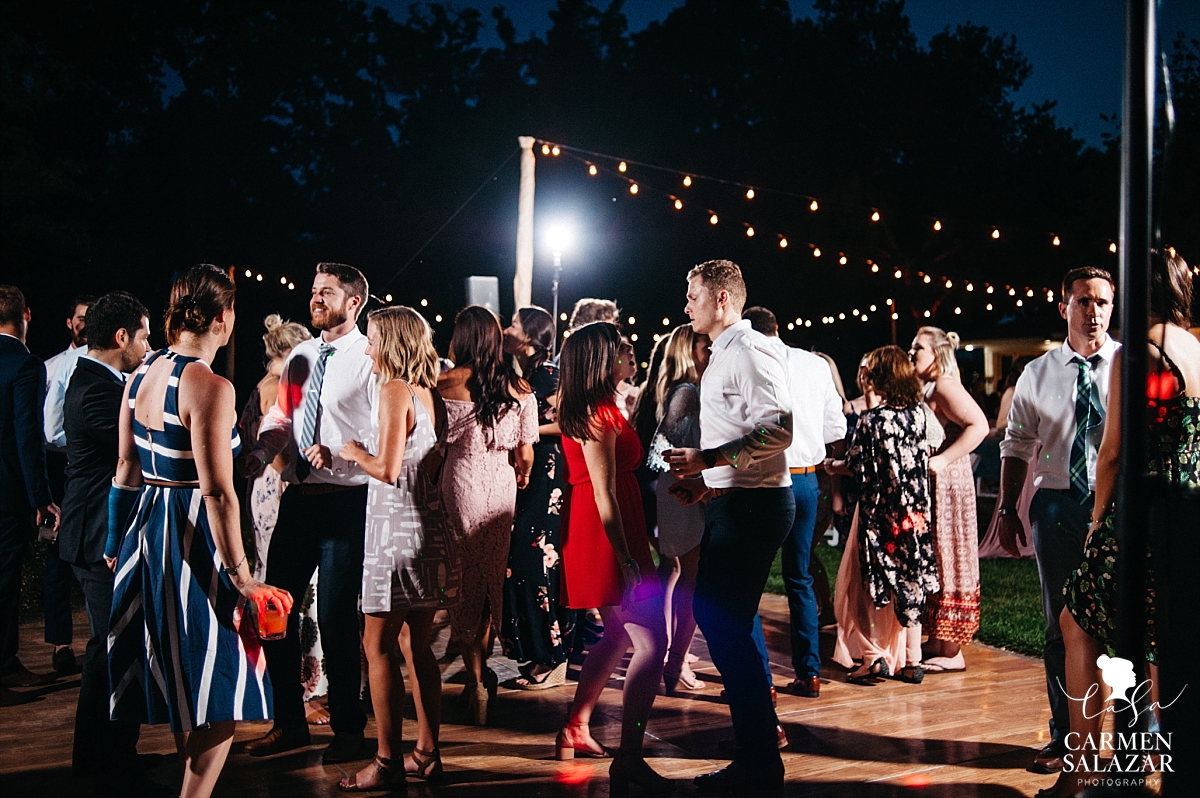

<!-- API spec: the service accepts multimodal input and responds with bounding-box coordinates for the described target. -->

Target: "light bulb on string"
[779,237,788,249]
[923,274,931,284]
[662,317,670,326]
[812,247,821,257]
[541,144,550,155]
[256,274,263,282]
[1008,287,1016,296]
[891,313,899,320]
[986,303,994,311]
[709,213,719,225]
[870,264,879,272]
[810,200,819,212]
[630,333,638,342]
[551,146,560,156]
[838,313,846,320]
[629,183,639,194]
[886,298,893,305]
[839,254,848,265]
[682,176,692,187]
[894,269,902,279]
[1016,299,1024,307]
[986,285,994,294]
[280,276,287,285]
[287,282,295,290]
[787,323,794,330]
[924,310,931,318]
[244,269,252,278]
[1026,289,1034,297]
[588,164,598,176]
[933,220,942,231]
[1109,242,1117,253]
[435,314,443,322]
[853,308,859,316]
[861,314,868,321]
[991,228,1000,239]
[804,320,812,327]
[954,307,961,315]
[618,161,627,173]
[1052,235,1061,246]
[945,279,953,288]
[560,312,568,321]
[1047,292,1054,302]
[384,294,393,302]
[674,199,683,210]
[421,298,428,307]
[628,316,636,325]
[871,210,880,222]
[745,189,755,200]
[966,283,974,292]
[746,226,755,237]
[869,304,877,312]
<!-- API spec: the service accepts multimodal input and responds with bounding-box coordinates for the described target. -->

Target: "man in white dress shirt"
[997,266,1118,773]
[239,263,375,764]
[41,293,93,675]
[665,261,794,795]
[743,307,845,700]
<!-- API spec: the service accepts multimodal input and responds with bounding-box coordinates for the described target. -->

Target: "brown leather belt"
[294,482,362,496]
[790,466,818,475]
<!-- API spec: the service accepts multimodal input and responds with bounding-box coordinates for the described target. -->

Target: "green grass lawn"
[766,541,1045,658]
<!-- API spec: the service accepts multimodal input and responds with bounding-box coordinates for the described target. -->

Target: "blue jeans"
[781,472,820,678]
[1030,488,1091,744]
[695,487,794,772]
[262,485,368,735]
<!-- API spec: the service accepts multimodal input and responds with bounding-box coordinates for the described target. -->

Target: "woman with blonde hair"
[238,316,333,723]
[647,324,711,693]
[337,306,458,790]
[826,346,940,685]
[909,327,988,672]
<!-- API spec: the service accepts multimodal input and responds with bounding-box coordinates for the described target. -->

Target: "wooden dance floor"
[3,595,1065,797]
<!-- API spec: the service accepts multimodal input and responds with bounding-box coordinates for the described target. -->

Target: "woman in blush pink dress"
[439,306,536,725]
[909,327,989,672]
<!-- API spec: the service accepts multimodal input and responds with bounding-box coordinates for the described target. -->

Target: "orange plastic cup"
[257,599,288,641]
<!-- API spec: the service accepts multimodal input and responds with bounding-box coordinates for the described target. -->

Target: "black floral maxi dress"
[501,363,582,667]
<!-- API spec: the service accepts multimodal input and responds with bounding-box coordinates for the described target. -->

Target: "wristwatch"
[701,449,719,469]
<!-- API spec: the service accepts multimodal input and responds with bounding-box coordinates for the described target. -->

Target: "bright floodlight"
[545,224,573,254]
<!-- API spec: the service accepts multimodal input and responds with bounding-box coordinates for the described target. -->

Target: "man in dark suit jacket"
[59,291,152,792]
[0,285,59,705]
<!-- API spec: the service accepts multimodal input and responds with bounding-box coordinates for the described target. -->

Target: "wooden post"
[514,136,536,310]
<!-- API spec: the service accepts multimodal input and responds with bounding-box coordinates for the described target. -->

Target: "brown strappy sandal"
[406,746,444,781]
[337,755,404,792]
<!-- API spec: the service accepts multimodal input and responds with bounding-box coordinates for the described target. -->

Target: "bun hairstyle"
[917,325,960,378]
[262,314,312,361]
[165,264,235,345]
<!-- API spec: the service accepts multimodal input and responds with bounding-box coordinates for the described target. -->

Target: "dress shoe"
[323,731,367,764]
[695,762,783,796]
[717,725,788,754]
[783,676,820,698]
[1030,740,1066,774]
[53,646,78,674]
[244,725,311,757]
[0,664,51,687]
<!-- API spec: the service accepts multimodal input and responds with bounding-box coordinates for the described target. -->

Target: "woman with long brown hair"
[826,345,940,685]
[556,322,670,793]
[337,306,458,790]
[107,265,293,798]
[439,305,537,723]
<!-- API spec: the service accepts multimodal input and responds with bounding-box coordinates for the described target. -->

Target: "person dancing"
[337,306,460,790]
[107,265,293,798]
[556,322,671,793]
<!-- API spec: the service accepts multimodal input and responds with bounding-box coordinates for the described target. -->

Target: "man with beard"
[239,263,375,764]
[57,291,161,795]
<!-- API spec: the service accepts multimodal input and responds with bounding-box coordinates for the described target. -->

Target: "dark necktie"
[295,343,335,481]
[1069,354,1103,503]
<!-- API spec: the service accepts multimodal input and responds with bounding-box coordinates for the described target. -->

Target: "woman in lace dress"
[909,327,989,672]
[439,306,536,724]
[645,324,710,693]
[238,314,331,723]
[826,346,940,684]
[337,306,459,790]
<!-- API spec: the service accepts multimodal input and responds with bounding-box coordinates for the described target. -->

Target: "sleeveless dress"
[442,394,538,644]
[560,400,661,609]
[108,349,269,732]
[922,420,982,645]
[361,382,460,613]
[1064,343,1200,661]
[501,363,581,666]
[653,383,706,558]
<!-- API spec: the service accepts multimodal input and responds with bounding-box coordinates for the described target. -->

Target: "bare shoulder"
[181,363,234,409]
[380,378,415,406]
[438,367,472,401]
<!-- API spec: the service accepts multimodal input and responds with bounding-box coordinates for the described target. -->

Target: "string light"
[421,298,428,307]
[1109,242,1117,253]
[541,144,550,155]
[986,303,994,310]
[870,264,879,272]
[779,237,788,248]
[923,275,932,284]
[839,254,847,265]
[986,286,994,294]
[894,269,902,279]
[280,276,287,285]
[551,146,560,156]
[838,313,846,320]
[630,333,638,341]
[435,314,443,322]
[804,320,812,327]
[991,228,1001,240]
[1016,299,1024,307]
[1047,292,1055,302]
[589,164,598,176]
[933,220,942,231]
[384,293,393,302]
[853,308,859,316]
[861,314,868,321]
[560,312,568,321]
[256,274,263,282]
[662,317,670,326]
[966,283,974,292]
[886,298,893,305]
[745,189,755,200]
[788,323,794,330]
[954,307,962,315]
[1008,287,1016,296]
[244,269,252,278]
[709,213,719,225]
[924,310,932,318]
[618,162,628,172]
[674,199,683,210]
[746,226,755,237]
[891,313,898,320]
[871,210,880,222]
[1026,289,1034,297]
[628,316,636,325]
[810,200,819,212]
[629,183,639,194]
[682,176,692,187]
[945,279,953,288]
[1052,235,1061,246]
[869,304,877,312]
[287,282,295,290]
[812,247,821,257]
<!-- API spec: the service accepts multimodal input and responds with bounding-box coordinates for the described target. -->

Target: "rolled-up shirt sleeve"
[821,378,847,445]
[716,346,793,468]
[999,370,1038,463]
[252,352,299,462]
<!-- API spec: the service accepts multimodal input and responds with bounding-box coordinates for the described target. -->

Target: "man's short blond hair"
[687,259,746,313]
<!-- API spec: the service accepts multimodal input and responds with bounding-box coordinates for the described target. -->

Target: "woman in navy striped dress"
[107,265,294,798]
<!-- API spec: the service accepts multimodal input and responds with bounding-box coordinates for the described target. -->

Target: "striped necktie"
[1068,354,1103,503]
[296,343,335,481]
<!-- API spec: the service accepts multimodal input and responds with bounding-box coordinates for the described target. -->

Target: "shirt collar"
[1059,334,1118,366]
[711,319,752,353]
[319,325,364,352]
[81,353,127,382]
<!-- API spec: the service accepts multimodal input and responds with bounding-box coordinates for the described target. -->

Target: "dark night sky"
[378,0,1196,147]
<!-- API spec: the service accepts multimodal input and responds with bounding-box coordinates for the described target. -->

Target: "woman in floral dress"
[827,346,941,684]
[500,306,581,688]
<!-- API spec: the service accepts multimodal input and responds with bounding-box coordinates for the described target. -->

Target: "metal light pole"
[550,248,563,358]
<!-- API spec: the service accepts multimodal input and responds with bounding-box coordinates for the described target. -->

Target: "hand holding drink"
[256,598,289,641]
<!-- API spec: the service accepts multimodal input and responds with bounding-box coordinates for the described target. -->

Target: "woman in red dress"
[556,322,671,794]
